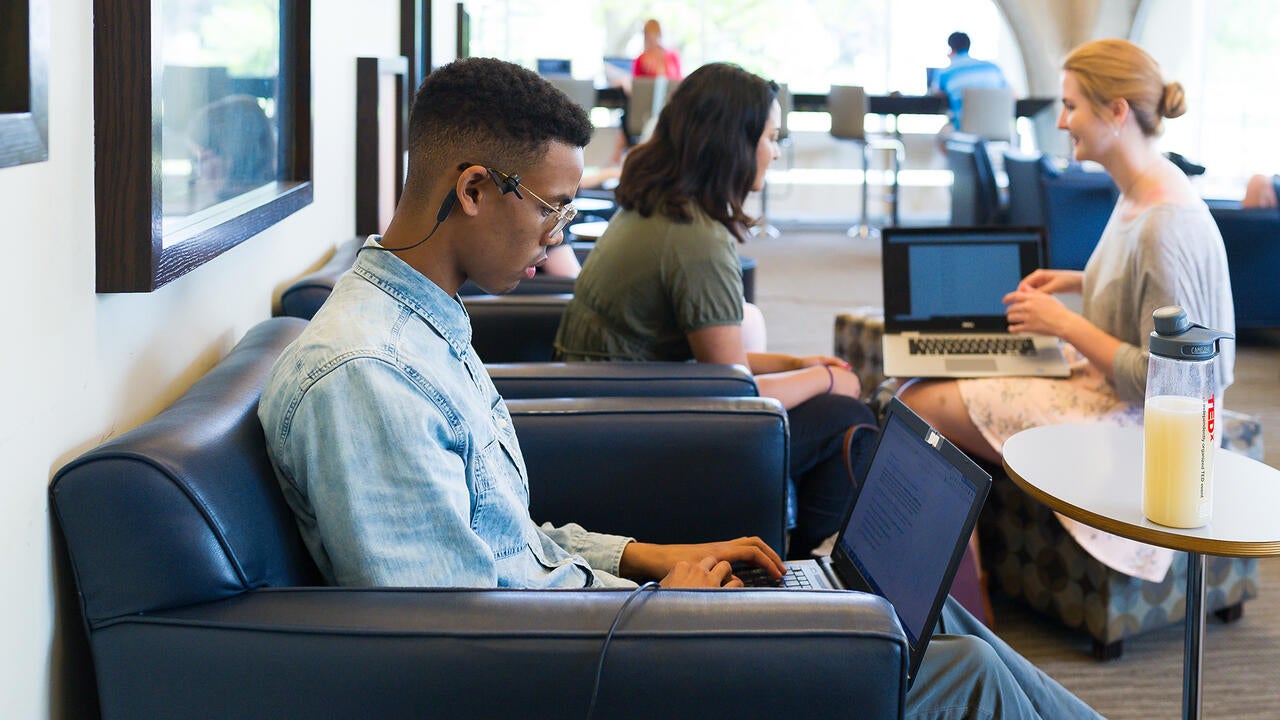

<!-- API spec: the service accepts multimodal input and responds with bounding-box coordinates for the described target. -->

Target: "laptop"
[880,226,1072,378]
[740,398,992,688]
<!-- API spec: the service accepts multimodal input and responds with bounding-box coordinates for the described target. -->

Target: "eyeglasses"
[460,163,578,237]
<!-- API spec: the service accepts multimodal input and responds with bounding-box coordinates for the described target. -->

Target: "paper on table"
[1055,512,1174,582]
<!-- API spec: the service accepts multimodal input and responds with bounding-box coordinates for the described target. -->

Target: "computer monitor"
[926,67,942,91]
[537,58,572,76]
[602,56,632,87]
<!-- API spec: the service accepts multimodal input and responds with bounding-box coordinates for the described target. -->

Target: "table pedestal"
[1184,552,1205,720]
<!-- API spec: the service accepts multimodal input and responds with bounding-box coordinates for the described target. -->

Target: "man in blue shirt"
[931,31,1009,130]
[258,56,1102,719]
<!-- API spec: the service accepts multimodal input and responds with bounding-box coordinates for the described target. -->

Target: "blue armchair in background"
[1208,202,1280,328]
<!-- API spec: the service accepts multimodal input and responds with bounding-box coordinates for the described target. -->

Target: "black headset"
[435,165,521,223]
[370,163,524,254]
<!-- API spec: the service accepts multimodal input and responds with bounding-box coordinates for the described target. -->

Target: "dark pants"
[785,393,878,558]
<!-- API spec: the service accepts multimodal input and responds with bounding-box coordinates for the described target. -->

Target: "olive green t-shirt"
[554,206,745,361]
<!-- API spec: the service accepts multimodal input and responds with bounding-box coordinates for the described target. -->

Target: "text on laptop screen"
[882,229,1044,331]
[839,412,978,644]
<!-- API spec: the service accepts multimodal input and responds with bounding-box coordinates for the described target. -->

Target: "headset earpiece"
[488,169,523,198]
[436,189,458,223]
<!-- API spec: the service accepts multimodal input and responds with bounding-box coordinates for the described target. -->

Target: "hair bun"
[1161,82,1187,119]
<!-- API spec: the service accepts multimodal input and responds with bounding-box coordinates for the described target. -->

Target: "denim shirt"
[259,237,635,589]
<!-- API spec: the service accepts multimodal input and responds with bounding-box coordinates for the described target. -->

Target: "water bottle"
[1142,306,1234,528]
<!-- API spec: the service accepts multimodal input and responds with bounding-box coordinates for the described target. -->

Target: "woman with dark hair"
[554,63,878,559]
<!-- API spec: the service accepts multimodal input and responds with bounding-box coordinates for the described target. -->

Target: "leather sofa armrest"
[278,237,364,320]
[488,361,758,399]
[96,587,907,720]
[509,397,789,554]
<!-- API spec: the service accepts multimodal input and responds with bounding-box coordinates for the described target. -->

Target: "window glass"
[160,0,282,223]
[1135,0,1280,194]
[462,0,1023,101]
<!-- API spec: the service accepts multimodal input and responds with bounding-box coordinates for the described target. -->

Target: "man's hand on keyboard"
[620,536,786,587]
[662,556,744,588]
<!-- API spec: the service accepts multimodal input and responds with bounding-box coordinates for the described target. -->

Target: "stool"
[828,86,904,238]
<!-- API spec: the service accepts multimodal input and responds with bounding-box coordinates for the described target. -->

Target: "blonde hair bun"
[1161,82,1187,119]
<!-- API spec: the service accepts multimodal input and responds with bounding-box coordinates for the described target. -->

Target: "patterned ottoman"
[833,307,885,399]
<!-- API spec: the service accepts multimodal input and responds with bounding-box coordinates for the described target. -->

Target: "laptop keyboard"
[908,335,1035,356]
[734,564,814,588]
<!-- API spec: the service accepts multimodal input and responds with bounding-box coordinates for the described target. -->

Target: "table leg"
[1183,551,1205,720]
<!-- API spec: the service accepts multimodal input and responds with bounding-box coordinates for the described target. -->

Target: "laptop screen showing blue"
[904,242,1022,319]
[882,227,1045,332]
[837,410,980,645]
[537,58,572,76]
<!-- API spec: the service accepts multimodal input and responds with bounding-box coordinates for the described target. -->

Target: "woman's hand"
[1017,269,1083,295]
[1003,288,1082,339]
[791,355,850,371]
[793,356,861,396]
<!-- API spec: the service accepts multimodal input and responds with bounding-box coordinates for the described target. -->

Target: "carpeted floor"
[742,227,1280,719]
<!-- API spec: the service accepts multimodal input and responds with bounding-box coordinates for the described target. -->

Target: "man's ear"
[455,166,490,217]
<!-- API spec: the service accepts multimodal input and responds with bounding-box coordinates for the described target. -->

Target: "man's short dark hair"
[406,57,594,189]
[948,32,971,53]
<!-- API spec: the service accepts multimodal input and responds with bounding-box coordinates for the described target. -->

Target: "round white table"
[1003,423,1280,720]
[572,196,615,216]
[567,219,609,242]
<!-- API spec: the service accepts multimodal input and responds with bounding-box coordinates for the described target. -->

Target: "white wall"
[0,2,402,717]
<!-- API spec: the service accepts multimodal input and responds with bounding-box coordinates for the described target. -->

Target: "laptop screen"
[882,227,1045,332]
[832,402,987,646]
[537,58,572,76]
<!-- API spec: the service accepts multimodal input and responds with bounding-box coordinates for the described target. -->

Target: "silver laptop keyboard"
[734,565,813,588]
[908,335,1035,356]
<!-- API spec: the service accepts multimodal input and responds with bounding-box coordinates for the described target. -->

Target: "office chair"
[960,86,1015,144]
[828,85,904,238]
[546,76,597,116]
[626,76,677,143]
[944,132,1004,226]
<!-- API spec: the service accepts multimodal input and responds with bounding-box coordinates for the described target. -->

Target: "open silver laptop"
[739,398,991,688]
[881,226,1071,378]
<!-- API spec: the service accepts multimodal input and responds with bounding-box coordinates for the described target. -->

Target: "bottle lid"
[1148,306,1234,360]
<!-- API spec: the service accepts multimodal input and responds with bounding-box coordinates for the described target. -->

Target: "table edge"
[1001,455,1280,558]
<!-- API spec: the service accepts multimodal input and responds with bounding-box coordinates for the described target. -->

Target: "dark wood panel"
[355,56,409,237]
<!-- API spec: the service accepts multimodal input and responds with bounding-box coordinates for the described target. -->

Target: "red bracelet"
[823,365,834,394]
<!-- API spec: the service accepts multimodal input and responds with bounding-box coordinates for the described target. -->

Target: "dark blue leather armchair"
[50,317,909,719]
[1208,203,1280,328]
[946,133,1004,226]
[1041,168,1117,271]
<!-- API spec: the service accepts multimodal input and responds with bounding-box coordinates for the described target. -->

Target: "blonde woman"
[902,38,1235,467]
